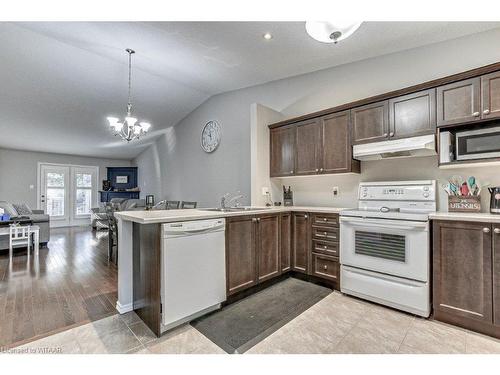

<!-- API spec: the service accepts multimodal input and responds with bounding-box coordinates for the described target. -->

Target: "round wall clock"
[201,120,221,153]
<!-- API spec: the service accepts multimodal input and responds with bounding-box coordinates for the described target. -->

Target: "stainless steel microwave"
[455,126,500,161]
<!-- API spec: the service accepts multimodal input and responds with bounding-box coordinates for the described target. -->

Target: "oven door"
[340,216,429,282]
[456,127,500,161]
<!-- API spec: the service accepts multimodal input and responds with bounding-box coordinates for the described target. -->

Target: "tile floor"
[5,291,500,354]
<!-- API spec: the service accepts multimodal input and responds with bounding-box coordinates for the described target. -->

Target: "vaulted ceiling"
[1,22,499,159]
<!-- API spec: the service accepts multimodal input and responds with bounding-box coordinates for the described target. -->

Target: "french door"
[39,163,98,227]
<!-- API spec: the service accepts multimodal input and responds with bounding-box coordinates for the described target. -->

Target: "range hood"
[353,134,436,161]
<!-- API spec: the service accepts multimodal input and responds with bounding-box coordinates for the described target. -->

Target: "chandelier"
[107,48,151,142]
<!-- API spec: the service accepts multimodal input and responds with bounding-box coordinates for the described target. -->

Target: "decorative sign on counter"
[443,175,482,213]
[448,196,481,213]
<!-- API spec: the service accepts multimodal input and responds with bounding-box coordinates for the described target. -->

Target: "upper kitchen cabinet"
[437,77,481,127]
[482,71,500,120]
[295,118,321,175]
[351,100,389,145]
[321,111,360,174]
[389,89,436,139]
[270,125,296,177]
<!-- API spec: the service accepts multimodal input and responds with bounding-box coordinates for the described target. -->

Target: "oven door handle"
[340,216,428,230]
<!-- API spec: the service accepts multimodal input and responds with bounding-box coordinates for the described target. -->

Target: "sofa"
[0,201,50,250]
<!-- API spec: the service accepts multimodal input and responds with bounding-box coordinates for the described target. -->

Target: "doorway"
[38,163,99,227]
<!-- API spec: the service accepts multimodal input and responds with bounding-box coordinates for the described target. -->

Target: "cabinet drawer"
[311,213,338,227]
[312,226,338,241]
[312,253,339,281]
[312,240,339,257]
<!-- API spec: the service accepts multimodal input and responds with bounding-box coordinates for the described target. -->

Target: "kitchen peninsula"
[114,206,346,336]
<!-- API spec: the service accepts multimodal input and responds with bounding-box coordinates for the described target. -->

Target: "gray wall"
[133,28,500,208]
[0,147,130,208]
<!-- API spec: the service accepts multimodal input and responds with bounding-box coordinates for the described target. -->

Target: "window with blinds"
[354,230,406,262]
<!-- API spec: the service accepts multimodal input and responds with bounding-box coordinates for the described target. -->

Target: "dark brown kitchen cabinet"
[433,220,496,337]
[321,110,359,173]
[295,119,322,175]
[311,253,339,282]
[482,71,500,120]
[280,213,292,272]
[226,214,281,296]
[389,89,436,139]
[256,214,281,282]
[351,100,389,145]
[436,77,481,127]
[292,212,310,273]
[493,225,500,327]
[270,125,296,177]
[226,216,257,295]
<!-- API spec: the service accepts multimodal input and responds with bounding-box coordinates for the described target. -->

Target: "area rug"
[190,277,332,353]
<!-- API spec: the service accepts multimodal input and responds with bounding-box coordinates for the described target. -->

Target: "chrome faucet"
[220,192,244,210]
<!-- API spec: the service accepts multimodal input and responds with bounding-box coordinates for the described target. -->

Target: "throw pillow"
[13,203,33,216]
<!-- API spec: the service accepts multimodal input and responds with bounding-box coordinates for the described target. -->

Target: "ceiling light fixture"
[305,21,362,44]
[263,32,273,40]
[107,48,151,142]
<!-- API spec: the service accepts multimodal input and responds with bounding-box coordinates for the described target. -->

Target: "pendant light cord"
[126,48,135,115]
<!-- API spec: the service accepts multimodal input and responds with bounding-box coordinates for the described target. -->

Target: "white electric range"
[340,180,436,317]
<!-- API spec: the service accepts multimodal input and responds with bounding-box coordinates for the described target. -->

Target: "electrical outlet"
[332,187,339,197]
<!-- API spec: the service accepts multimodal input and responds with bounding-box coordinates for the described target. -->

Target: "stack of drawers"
[310,213,340,283]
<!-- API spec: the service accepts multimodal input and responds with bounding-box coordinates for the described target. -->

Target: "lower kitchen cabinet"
[226,216,257,296]
[226,213,281,295]
[257,214,281,282]
[292,212,310,273]
[433,220,499,338]
[226,211,341,297]
[494,225,500,328]
[311,253,339,282]
[280,213,292,272]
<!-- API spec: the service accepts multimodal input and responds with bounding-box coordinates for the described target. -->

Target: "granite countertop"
[429,211,500,223]
[114,206,349,224]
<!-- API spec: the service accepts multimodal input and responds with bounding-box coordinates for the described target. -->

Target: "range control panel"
[359,180,436,201]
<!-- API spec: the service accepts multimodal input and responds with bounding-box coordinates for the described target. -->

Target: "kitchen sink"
[200,207,272,212]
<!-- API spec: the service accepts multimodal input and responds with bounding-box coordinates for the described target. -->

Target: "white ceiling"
[1,22,499,159]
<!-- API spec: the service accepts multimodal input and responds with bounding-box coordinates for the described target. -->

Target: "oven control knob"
[423,186,429,191]
[423,192,429,198]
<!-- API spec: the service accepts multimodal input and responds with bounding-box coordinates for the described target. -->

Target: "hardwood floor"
[0,226,117,349]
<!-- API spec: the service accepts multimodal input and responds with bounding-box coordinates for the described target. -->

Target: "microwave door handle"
[340,216,427,230]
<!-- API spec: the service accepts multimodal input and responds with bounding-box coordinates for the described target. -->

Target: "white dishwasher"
[161,218,226,332]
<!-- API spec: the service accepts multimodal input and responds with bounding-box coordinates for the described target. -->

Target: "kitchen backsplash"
[273,156,500,212]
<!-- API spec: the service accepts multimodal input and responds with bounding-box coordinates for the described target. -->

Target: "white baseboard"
[116,301,133,314]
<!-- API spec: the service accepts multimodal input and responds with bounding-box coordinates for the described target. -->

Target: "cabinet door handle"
[483,227,490,233]
[289,170,294,174]
[257,218,261,222]
[389,132,394,137]
[483,109,490,115]
[304,215,308,219]
[252,218,257,222]
[323,265,328,270]
[315,168,319,172]
[383,133,388,137]
[319,168,323,172]
[473,111,480,117]
[494,228,500,234]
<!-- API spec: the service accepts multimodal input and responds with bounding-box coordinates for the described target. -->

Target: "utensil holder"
[448,195,481,213]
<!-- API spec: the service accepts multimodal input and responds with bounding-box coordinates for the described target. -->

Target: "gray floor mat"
[190,277,332,353]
